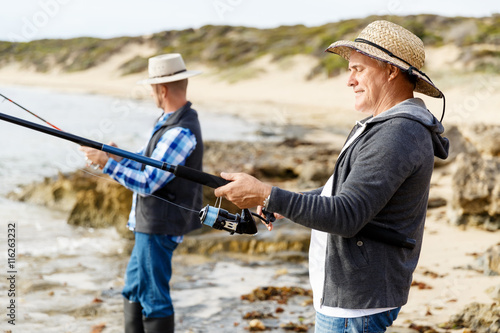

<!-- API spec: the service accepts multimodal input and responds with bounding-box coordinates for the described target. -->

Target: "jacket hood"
[369,98,449,159]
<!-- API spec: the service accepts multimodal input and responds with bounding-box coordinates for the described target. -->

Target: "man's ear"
[387,65,400,81]
[159,84,168,98]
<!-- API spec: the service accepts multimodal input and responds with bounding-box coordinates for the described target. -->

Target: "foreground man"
[215,21,449,332]
[81,54,203,333]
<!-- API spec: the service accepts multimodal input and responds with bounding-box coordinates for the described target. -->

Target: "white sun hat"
[137,53,201,85]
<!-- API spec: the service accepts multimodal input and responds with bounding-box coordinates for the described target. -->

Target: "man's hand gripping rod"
[0,112,415,248]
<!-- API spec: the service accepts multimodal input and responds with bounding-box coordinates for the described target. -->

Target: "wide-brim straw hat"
[326,20,442,98]
[137,53,201,85]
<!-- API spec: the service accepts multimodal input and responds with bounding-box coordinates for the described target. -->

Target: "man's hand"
[256,205,284,231]
[214,172,272,209]
[79,146,109,169]
[106,142,123,162]
[79,142,122,169]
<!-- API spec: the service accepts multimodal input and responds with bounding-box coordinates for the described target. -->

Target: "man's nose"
[347,72,356,87]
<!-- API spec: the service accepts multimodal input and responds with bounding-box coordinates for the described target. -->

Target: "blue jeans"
[314,308,401,333]
[122,232,178,318]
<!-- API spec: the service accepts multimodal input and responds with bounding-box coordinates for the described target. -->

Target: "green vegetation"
[471,49,500,73]
[0,36,139,72]
[1,14,499,78]
[466,15,500,45]
[119,55,148,75]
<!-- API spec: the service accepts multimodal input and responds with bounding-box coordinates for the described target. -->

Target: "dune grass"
[1,14,499,78]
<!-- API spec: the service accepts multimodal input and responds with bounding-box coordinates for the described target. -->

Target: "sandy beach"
[1,42,499,332]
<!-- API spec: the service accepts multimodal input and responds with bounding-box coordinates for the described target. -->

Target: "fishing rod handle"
[104,145,228,188]
[104,144,229,188]
[174,165,230,188]
[102,144,170,171]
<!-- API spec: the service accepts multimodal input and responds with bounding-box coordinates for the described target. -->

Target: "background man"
[214,21,449,332]
[81,53,203,333]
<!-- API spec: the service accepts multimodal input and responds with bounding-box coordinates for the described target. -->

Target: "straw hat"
[326,20,442,98]
[137,53,201,85]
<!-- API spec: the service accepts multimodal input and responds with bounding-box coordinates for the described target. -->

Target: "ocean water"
[0,85,261,195]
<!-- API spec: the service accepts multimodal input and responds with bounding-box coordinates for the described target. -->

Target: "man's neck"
[373,88,413,117]
[162,98,188,114]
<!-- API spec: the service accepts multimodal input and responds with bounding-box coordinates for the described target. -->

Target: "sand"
[1,44,499,331]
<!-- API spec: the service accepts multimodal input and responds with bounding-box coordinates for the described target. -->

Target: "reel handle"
[261,209,276,224]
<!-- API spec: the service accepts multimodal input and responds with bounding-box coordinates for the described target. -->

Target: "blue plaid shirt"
[103,111,197,242]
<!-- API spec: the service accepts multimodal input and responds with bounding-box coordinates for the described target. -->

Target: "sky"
[1,0,499,42]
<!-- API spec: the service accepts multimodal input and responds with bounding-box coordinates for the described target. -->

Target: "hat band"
[151,69,187,79]
[354,38,433,84]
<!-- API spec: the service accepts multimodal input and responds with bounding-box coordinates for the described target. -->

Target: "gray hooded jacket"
[267,98,449,308]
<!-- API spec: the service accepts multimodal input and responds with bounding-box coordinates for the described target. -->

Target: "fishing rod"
[1,93,99,170]
[0,93,63,131]
[0,110,263,235]
[0,103,415,248]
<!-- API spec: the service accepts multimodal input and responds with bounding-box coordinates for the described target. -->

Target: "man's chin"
[353,104,366,113]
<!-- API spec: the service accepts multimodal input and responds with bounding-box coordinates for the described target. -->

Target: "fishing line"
[58,164,264,236]
[0,93,63,131]
[1,93,102,169]
[70,166,265,235]
[64,164,200,214]
[78,167,267,221]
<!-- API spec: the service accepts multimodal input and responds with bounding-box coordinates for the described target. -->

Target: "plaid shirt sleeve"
[103,127,197,195]
[114,147,145,171]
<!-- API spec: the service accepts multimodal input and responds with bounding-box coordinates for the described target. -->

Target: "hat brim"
[326,41,442,98]
[137,70,202,85]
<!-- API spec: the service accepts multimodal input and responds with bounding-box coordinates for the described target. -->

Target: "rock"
[450,153,500,230]
[434,125,477,167]
[203,140,338,190]
[443,125,500,229]
[21,280,63,294]
[472,244,500,276]
[462,124,500,157]
[68,302,104,317]
[446,302,500,333]
[296,160,335,189]
[6,170,89,211]
[487,284,500,301]
[427,196,447,209]
[67,179,133,239]
[6,169,135,238]
[177,220,311,256]
[248,319,266,331]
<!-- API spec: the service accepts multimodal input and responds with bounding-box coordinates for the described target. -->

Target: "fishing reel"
[199,198,276,235]
[199,205,258,235]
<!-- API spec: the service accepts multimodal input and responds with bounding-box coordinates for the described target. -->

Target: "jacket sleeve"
[267,120,424,237]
